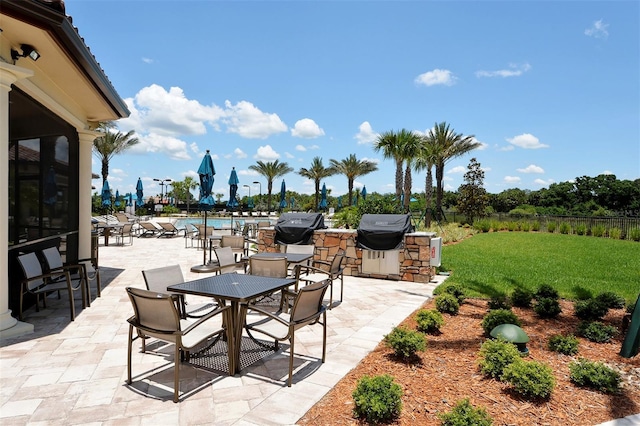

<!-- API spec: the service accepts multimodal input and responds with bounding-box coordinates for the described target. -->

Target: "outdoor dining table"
[94,223,123,246]
[167,272,296,374]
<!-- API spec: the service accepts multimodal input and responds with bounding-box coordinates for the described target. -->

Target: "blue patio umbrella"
[279,180,287,209]
[290,196,295,209]
[247,196,254,209]
[337,196,343,209]
[136,177,144,206]
[101,180,111,207]
[114,190,121,208]
[194,150,216,270]
[44,166,57,206]
[319,183,328,210]
[361,185,367,200]
[227,167,239,209]
[126,193,133,207]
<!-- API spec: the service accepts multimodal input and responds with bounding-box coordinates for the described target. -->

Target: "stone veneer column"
[0,63,35,338]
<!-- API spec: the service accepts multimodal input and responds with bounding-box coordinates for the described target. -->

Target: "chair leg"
[288,337,294,387]
[66,281,75,321]
[127,325,133,384]
[173,344,180,403]
[322,312,327,362]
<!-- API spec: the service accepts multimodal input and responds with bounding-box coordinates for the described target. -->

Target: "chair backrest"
[285,244,315,255]
[126,287,181,333]
[221,235,244,250]
[115,213,129,223]
[142,265,184,293]
[330,251,346,275]
[42,246,64,271]
[249,256,288,278]
[121,223,133,235]
[257,221,270,229]
[17,252,46,290]
[291,280,329,323]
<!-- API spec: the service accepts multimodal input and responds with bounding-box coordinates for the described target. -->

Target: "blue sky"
[67,1,639,203]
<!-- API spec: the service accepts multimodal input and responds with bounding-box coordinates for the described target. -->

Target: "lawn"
[441,232,640,303]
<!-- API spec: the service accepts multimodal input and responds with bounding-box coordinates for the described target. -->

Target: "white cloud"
[476,63,531,78]
[291,118,325,138]
[355,121,378,144]
[415,69,457,86]
[447,166,466,174]
[504,176,521,183]
[602,170,614,175]
[120,84,224,137]
[223,100,288,139]
[142,57,154,64]
[284,152,295,159]
[517,164,544,174]
[498,144,515,152]
[295,145,306,152]
[534,178,555,186]
[506,133,549,149]
[585,19,609,39]
[128,133,192,160]
[234,148,247,159]
[238,169,259,177]
[254,145,280,161]
[361,156,380,164]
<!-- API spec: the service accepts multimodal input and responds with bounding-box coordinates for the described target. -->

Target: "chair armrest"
[246,305,290,326]
[181,305,231,334]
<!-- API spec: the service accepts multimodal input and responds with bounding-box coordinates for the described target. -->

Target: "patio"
[0,235,440,425]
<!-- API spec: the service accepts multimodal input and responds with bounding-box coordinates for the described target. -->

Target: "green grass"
[441,232,640,303]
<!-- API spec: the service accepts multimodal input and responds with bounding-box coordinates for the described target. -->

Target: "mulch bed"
[299,298,640,425]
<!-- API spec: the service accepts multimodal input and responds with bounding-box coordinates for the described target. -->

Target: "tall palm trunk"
[403,165,412,213]
[395,158,403,200]
[435,161,444,221]
[425,168,433,227]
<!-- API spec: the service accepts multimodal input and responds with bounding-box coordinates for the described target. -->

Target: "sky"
[66,0,639,203]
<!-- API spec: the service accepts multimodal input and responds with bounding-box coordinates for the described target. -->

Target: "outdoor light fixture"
[490,324,530,356]
[11,44,40,62]
[153,178,172,204]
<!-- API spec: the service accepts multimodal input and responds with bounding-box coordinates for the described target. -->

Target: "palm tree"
[329,154,378,206]
[297,157,336,211]
[373,130,403,201]
[397,129,422,213]
[426,122,480,220]
[171,177,199,214]
[93,121,139,184]
[414,135,442,227]
[248,160,293,212]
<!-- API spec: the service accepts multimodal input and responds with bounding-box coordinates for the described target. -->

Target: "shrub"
[438,398,493,426]
[548,334,579,355]
[488,294,512,310]
[569,358,621,393]
[502,360,556,399]
[547,222,557,233]
[474,219,491,233]
[534,297,562,318]
[592,225,606,238]
[596,291,627,309]
[535,284,559,300]
[521,221,530,232]
[435,293,460,315]
[415,309,444,334]
[531,220,540,232]
[384,326,426,360]
[352,374,403,423]
[573,299,609,321]
[511,288,533,308]
[575,223,587,236]
[478,338,521,379]
[481,309,522,336]
[609,227,622,240]
[577,321,618,343]
[434,283,467,303]
[629,227,640,242]
[507,221,516,232]
[559,222,571,234]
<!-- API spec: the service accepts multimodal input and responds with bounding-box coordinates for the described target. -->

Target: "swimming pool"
[174,217,270,229]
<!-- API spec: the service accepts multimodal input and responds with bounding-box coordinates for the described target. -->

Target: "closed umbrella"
[279,180,287,209]
[337,196,342,209]
[101,180,111,207]
[227,167,239,209]
[126,193,133,207]
[361,185,367,200]
[247,196,254,209]
[136,177,144,206]
[290,196,295,210]
[114,190,121,208]
[319,183,328,210]
[192,150,216,273]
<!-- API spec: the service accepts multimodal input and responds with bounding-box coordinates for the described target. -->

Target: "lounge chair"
[125,287,232,402]
[158,221,184,238]
[245,280,329,386]
[138,221,162,237]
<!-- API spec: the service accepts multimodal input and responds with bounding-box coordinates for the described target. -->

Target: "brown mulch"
[299,299,640,426]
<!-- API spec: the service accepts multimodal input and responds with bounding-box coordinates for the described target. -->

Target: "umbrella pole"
[203,210,207,265]
[191,210,219,273]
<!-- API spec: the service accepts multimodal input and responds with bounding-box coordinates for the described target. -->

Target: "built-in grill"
[357,214,414,276]
[274,213,326,246]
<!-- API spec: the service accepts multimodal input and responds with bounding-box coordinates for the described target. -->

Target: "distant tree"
[373,130,404,201]
[170,177,199,214]
[330,154,378,207]
[414,135,441,227]
[297,157,335,211]
[248,160,293,212]
[92,121,139,184]
[215,193,224,204]
[398,129,422,213]
[457,158,488,224]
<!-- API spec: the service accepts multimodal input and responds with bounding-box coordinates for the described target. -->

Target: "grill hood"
[356,214,413,250]
[274,213,326,245]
